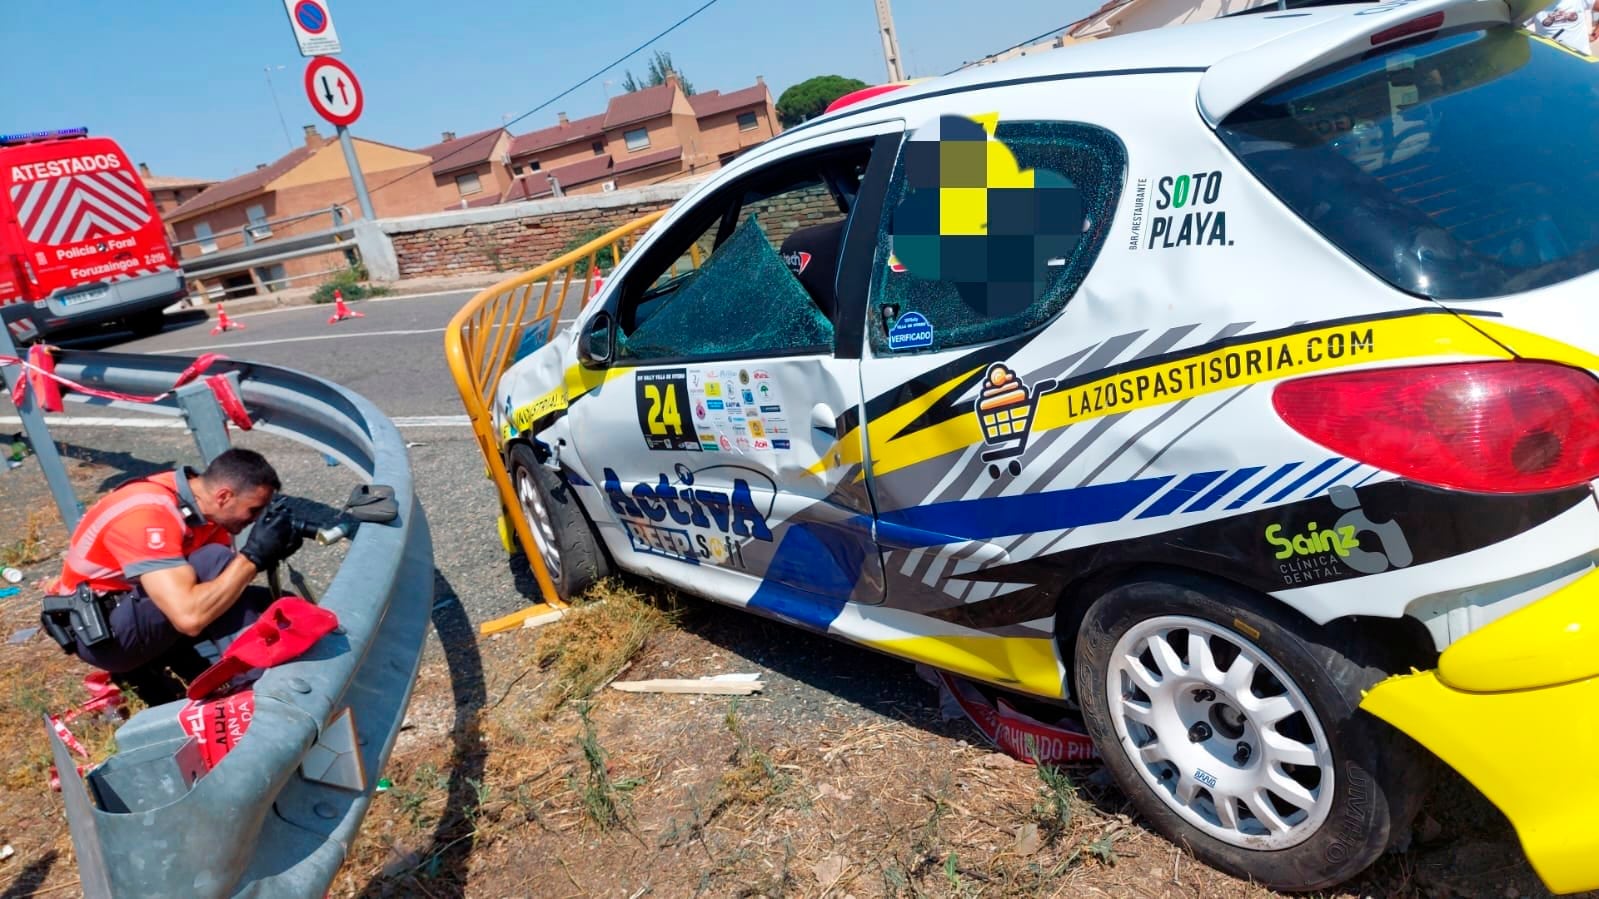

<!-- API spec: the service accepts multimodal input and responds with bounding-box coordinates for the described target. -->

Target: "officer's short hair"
[202,448,281,494]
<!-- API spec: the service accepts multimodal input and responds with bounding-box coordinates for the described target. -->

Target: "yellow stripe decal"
[872,634,1064,698]
[502,364,627,443]
[866,312,1508,479]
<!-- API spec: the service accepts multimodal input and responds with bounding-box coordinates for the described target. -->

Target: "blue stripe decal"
[1267,458,1340,503]
[747,522,856,630]
[1136,471,1225,519]
[1226,462,1300,510]
[1184,466,1264,513]
[1307,461,1361,497]
[745,582,848,632]
[878,476,1174,548]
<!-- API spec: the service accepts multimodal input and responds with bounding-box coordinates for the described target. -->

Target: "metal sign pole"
[338,125,376,221]
[0,327,83,532]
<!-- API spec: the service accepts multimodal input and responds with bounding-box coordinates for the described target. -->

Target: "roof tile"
[603,82,676,130]
[689,84,769,118]
[509,113,606,158]
[168,145,316,221]
[416,127,506,175]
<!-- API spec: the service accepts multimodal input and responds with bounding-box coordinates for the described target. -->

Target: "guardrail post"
[354,220,399,282]
[174,375,239,465]
[0,326,83,532]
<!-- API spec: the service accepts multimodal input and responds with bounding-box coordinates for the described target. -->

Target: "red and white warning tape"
[47,672,128,791]
[2,347,252,429]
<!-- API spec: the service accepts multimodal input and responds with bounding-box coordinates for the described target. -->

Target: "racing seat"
[779,218,846,322]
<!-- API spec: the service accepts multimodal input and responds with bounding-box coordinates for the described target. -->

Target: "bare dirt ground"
[0,450,1590,899]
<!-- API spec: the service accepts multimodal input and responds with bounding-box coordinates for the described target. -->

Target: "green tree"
[622,50,695,96]
[776,75,869,128]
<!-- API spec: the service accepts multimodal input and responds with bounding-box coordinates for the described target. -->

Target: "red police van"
[0,127,186,344]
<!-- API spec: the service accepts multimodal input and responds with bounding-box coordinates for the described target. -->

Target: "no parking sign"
[283,0,342,56]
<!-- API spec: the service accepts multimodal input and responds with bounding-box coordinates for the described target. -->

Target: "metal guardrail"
[173,206,348,252]
[444,209,667,612]
[38,350,433,897]
[176,206,360,302]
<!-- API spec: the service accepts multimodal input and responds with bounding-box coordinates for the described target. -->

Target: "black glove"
[240,498,304,570]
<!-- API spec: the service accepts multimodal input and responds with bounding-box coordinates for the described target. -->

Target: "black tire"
[507,442,611,601]
[125,310,165,337]
[1073,572,1429,892]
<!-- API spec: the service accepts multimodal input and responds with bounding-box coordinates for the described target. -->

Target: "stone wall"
[379,182,703,279]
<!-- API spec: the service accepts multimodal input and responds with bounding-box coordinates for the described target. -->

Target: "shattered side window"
[618,215,833,362]
[868,118,1126,354]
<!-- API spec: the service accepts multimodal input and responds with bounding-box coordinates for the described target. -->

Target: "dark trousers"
[75,544,274,704]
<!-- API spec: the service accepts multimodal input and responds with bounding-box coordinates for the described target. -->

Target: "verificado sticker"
[887,311,934,350]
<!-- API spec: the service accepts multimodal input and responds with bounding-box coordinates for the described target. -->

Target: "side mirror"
[579,311,614,369]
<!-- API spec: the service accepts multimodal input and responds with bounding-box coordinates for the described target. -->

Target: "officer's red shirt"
[56,468,232,594]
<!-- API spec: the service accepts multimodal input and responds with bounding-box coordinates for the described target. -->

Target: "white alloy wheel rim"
[1105,615,1335,850]
[515,467,563,584]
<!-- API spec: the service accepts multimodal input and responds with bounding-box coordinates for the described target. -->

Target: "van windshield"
[1217,27,1599,299]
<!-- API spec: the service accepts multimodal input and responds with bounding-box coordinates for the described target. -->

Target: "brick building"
[417,127,515,210]
[493,75,779,204]
[136,165,215,217]
[166,125,442,297]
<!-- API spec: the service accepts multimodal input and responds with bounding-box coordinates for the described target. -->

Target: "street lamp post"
[263,64,294,151]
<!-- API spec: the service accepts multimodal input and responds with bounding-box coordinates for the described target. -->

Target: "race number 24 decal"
[635,368,701,452]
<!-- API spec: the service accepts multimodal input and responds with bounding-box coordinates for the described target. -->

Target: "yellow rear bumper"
[1360,569,1599,895]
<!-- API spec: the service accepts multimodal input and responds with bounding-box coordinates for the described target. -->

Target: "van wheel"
[126,310,165,337]
[507,443,610,601]
[1073,573,1428,892]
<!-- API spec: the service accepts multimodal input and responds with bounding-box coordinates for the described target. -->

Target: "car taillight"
[1273,361,1599,494]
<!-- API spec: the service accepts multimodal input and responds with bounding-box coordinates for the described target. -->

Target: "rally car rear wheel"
[508,443,610,601]
[1074,574,1427,891]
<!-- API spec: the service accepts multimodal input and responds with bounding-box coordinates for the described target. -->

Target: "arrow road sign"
[284,0,341,56]
[304,56,363,127]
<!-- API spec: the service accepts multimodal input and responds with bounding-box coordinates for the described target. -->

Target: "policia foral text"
[39,449,305,703]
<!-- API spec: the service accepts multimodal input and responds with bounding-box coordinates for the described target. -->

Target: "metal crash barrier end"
[28,350,433,898]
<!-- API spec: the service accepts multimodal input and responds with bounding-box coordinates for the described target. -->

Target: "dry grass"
[1,508,56,569]
[529,579,675,718]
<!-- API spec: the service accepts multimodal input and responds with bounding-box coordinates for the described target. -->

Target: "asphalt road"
[1,291,554,629]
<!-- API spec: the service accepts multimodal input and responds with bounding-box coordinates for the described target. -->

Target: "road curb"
[186,275,506,318]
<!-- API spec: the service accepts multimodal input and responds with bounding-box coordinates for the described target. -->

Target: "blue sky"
[1,0,1100,182]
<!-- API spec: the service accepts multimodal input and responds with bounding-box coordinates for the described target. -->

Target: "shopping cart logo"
[974,362,1059,479]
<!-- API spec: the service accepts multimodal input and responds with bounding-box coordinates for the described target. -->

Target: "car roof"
[791,0,1529,135]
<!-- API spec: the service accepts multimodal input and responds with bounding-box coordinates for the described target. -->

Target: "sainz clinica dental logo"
[1265,484,1413,585]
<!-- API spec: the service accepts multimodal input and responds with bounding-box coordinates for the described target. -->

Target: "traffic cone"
[327,289,364,325]
[210,304,244,336]
[588,264,604,305]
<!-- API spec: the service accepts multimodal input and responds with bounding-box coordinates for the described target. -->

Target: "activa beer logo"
[602,465,774,568]
[1267,485,1413,585]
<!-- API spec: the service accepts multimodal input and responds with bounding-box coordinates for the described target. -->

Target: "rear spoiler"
[1197,0,1547,125]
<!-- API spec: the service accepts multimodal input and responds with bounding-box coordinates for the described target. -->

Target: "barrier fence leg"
[0,327,83,532]
[175,378,236,465]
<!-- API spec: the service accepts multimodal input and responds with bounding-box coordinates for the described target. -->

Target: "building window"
[529,160,541,171]
[737,111,758,132]
[624,128,650,152]
[592,141,605,156]
[194,221,216,254]
[246,204,271,239]
[456,172,482,196]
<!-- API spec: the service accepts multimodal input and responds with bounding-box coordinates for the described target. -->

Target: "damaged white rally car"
[489,0,1599,891]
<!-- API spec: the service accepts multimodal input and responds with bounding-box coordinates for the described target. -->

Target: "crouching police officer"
[40,448,304,703]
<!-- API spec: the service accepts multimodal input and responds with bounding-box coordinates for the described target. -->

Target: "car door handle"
[811,402,837,438]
